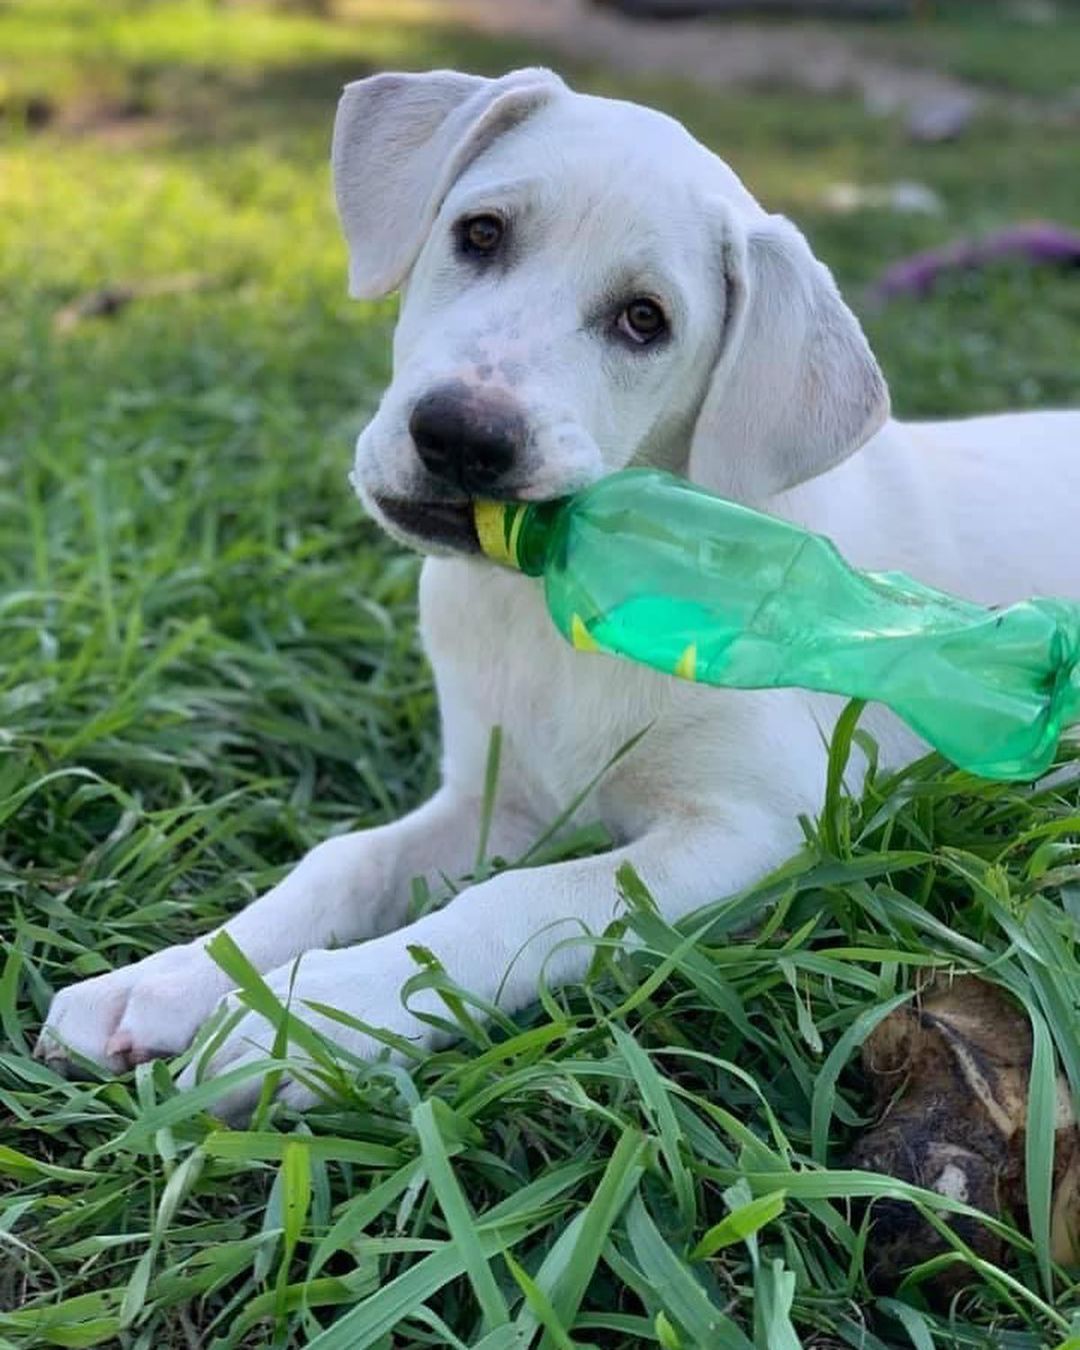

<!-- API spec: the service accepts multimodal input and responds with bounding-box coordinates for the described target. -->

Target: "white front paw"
[36,942,231,1076]
[176,946,424,1121]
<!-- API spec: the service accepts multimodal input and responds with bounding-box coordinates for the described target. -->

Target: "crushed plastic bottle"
[473,468,1080,780]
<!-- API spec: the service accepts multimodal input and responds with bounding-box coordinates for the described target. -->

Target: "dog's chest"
[418,558,690,823]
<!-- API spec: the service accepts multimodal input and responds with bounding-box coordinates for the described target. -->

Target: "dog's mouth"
[373,496,481,554]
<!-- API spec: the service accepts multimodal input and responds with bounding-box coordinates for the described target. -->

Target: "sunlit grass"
[0,0,446,107]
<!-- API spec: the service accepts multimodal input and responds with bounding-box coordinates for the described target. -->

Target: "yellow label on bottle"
[570,613,600,652]
[674,643,697,681]
[474,501,514,565]
[474,501,529,569]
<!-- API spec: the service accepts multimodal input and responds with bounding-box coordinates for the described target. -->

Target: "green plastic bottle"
[473,468,1080,781]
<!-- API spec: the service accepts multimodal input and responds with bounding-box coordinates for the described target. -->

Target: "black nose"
[409,384,526,493]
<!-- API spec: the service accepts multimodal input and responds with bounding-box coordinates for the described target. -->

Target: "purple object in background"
[871,221,1080,303]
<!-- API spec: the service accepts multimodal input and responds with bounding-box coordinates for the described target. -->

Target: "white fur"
[38,70,1080,1120]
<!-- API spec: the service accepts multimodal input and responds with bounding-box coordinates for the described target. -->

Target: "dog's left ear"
[688,211,889,501]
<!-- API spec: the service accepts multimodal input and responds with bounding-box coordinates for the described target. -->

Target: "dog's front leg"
[184,802,794,1120]
[36,788,535,1075]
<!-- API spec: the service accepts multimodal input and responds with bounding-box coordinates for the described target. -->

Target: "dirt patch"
[442,0,981,113]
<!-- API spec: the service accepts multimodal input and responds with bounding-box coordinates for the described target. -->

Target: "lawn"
[1,1,1079,1346]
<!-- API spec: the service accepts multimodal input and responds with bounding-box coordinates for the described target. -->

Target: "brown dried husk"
[847,974,1078,1295]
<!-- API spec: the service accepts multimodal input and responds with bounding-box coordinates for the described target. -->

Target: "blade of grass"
[1024,1005,1058,1300]
[412,1098,510,1334]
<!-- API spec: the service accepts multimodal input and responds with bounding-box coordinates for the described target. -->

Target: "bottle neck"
[474,498,564,576]
[514,499,564,576]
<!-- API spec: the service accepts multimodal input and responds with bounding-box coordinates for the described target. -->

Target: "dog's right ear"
[686,209,889,501]
[332,68,564,300]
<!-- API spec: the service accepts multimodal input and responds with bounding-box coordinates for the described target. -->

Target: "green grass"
[2,1,1079,1346]
[857,0,1080,96]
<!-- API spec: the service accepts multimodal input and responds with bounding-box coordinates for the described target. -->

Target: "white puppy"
[38,69,1080,1117]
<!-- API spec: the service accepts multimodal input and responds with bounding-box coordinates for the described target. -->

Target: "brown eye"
[459,214,504,256]
[617,297,667,345]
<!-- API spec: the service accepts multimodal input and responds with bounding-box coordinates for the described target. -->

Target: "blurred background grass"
[1,1,1079,1346]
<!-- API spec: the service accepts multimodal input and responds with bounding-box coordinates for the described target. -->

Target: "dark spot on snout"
[497,359,526,388]
[409,381,527,495]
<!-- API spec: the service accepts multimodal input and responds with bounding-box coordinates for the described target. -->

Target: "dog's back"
[773,411,1080,611]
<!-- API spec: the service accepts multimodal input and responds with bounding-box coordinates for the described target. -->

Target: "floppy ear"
[331,67,564,300]
[687,211,889,502]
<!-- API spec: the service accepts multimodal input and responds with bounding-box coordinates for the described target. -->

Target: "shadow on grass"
[3,16,567,158]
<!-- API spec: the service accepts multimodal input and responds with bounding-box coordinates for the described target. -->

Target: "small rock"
[821,179,943,215]
[906,91,978,142]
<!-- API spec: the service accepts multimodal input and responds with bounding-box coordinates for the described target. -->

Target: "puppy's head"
[332,69,889,554]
